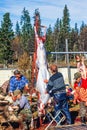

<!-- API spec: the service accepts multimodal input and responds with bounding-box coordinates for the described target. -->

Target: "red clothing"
[73,78,87,106]
[74,78,87,89]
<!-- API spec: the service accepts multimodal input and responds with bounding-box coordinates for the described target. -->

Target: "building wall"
[0,69,15,86]
[58,68,77,86]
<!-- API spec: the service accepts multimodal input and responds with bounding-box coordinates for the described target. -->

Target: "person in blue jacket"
[9,70,29,96]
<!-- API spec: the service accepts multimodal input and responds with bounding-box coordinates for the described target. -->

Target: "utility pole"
[65,39,71,84]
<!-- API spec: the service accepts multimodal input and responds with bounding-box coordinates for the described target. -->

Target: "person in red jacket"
[73,72,87,125]
[74,72,87,89]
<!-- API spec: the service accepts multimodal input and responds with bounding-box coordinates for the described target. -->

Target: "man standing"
[9,70,29,96]
[46,64,71,125]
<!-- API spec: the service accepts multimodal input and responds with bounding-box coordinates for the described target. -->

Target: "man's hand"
[44,79,48,84]
[9,92,14,97]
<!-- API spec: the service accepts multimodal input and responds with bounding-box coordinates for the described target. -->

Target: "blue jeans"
[54,92,71,124]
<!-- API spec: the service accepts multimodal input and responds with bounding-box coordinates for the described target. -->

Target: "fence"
[48,39,87,84]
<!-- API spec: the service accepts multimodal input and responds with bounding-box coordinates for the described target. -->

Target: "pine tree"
[53,18,60,52]
[0,12,14,65]
[15,21,21,36]
[79,26,87,51]
[80,21,86,31]
[46,25,54,52]
[20,7,32,52]
[62,4,70,38]
[69,27,79,61]
[58,5,70,52]
[69,23,79,52]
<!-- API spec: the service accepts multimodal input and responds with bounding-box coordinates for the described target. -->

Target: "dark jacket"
[46,72,66,96]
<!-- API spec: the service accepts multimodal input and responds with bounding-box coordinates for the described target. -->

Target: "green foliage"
[62,5,70,35]
[46,25,54,52]
[69,28,79,52]
[0,13,14,64]
[0,5,87,67]
[15,21,21,36]
[20,7,33,52]
[46,25,54,62]
[80,21,86,32]
[59,5,70,52]
[18,51,31,80]
[53,18,60,52]
[79,26,87,51]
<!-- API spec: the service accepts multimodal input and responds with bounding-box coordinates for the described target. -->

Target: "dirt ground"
[0,104,86,130]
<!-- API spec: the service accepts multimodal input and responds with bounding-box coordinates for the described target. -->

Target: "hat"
[14,70,20,75]
[74,72,81,80]
[14,90,22,96]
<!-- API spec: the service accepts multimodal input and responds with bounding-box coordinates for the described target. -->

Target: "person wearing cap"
[74,72,87,90]
[9,70,29,96]
[73,72,87,125]
[46,64,71,125]
[12,89,32,130]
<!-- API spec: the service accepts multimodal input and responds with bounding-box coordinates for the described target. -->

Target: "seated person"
[73,72,87,124]
[9,70,29,96]
[12,89,32,130]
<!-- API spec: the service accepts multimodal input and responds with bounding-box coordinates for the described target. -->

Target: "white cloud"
[0,0,87,30]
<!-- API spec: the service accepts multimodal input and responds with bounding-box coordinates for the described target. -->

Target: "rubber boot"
[81,117,86,125]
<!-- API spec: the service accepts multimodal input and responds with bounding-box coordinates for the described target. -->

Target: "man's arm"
[24,84,29,91]
[46,79,53,93]
[22,76,29,91]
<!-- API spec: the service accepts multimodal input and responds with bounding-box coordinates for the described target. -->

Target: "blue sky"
[0,0,87,31]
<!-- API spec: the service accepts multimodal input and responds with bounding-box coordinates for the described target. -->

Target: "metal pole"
[65,39,71,84]
[50,52,87,54]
